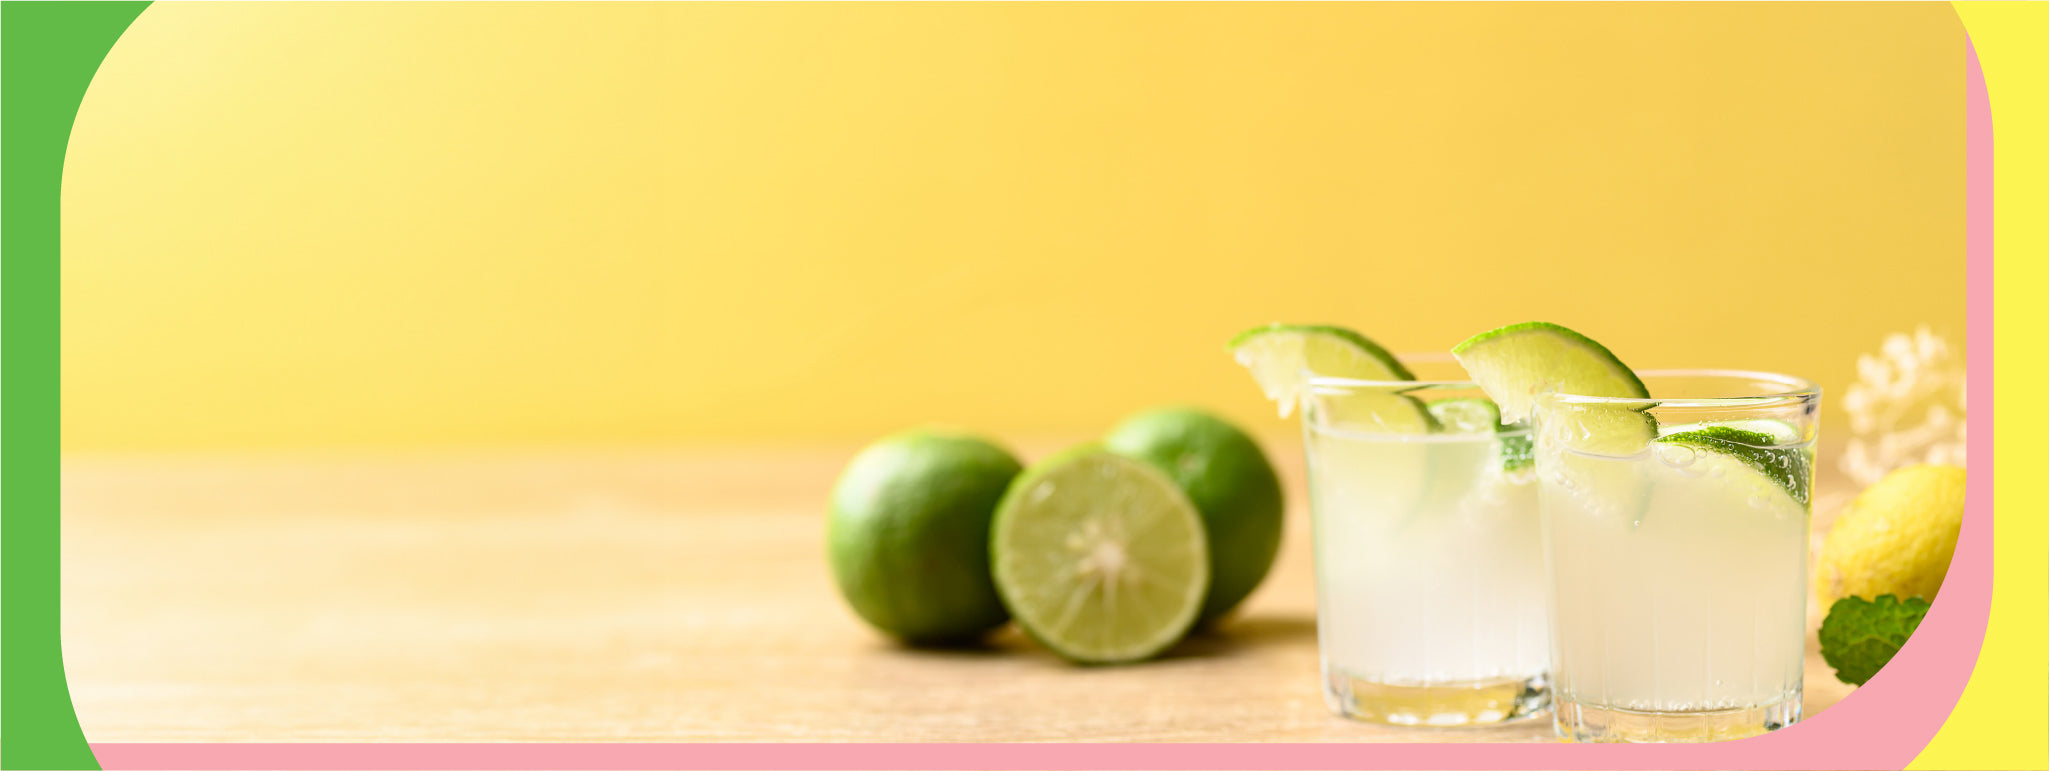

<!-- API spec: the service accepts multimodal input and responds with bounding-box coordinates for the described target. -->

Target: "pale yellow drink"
[1303,382,1549,726]
[1534,397,1814,742]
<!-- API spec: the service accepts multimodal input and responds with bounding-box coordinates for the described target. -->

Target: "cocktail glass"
[1532,370,1818,742]
[1300,358,1550,726]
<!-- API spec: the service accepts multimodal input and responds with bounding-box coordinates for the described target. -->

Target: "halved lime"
[1655,426,1812,506]
[1229,324,1412,418]
[1102,407,1282,625]
[990,447,1210,664]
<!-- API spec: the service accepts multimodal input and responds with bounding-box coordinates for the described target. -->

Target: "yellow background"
[61,2,1965,452]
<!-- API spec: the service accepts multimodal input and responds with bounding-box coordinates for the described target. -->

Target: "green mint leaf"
[1818,594,1931,686]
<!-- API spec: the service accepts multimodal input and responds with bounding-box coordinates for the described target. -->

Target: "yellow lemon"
[1814,464,1966,604]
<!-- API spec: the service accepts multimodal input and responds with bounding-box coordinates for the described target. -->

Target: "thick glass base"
[1325,671,1550,727]
[1553,696,1801,742]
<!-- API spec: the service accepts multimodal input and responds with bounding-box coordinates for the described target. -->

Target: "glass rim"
[1543,368,1820,408]
[1306,364,1821,407]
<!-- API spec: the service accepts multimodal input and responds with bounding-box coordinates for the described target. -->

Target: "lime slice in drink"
[1229,324,1412,418]
[1427,397,1535,473]
[1452,321,1656,455]
[1655,426,1812,507]
[1539,400,1662,457]
[1426,397,1501,433]
[1499,431,1535,473]
[990,447,1210,664]
[1661,419,1802,445]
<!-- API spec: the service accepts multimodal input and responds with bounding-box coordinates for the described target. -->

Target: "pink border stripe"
[85,38,1999,771]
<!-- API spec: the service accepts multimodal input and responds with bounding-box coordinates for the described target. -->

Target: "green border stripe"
[3,2,151,768]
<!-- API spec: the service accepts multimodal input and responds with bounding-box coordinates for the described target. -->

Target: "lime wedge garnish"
[1655,426,1812,506]
[990,447,1209,664]
[1229,324,1412,418]
[1452,321,1655,455]
[1450,322,1649,423]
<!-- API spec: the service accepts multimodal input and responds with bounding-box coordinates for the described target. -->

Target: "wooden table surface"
[62,441,1856,743]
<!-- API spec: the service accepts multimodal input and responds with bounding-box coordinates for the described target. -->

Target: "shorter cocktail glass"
[1301,358,1550,726]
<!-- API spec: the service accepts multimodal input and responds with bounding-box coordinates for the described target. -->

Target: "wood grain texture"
[61,441,1854,742]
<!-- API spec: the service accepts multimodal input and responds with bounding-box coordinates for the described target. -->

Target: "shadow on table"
[876,625,1038,657]
[865,615,1317,663]
[1163,614,1319,659]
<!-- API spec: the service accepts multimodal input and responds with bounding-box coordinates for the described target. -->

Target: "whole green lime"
[1103,407,1283,623]
[827,429,1022,645]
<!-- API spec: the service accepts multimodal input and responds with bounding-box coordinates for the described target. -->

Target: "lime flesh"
[991,447,1209,664]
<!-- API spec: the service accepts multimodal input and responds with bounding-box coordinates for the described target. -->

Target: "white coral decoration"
[1839,326,1967,486]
